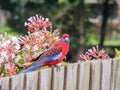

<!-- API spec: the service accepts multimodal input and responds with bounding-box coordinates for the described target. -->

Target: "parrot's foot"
[54,65,60,71]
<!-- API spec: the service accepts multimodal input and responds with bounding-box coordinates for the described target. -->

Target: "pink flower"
[24,14,52,32]
[79,46,109,61]
[5,62,18,76]
[80,54,91,61]
[19,35,30,45]
[6,67,18,76]
[25,55,33,62]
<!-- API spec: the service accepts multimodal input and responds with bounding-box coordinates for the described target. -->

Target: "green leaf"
[115,48,120,58]
[18,50,25,55]
[30,52,34,56]
[18,59,24,64]
[0,65,4,75]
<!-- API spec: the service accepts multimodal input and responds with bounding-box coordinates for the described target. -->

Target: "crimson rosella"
[22,33,70,73]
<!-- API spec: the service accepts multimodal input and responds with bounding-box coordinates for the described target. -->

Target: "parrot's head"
[60,33,70,57]
[61,33,70,44]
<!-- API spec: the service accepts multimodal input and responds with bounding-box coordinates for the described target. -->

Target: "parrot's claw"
[64,57,66,61]
[54,65,60,71]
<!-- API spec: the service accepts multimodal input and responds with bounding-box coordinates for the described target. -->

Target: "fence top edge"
[0,57,120,79]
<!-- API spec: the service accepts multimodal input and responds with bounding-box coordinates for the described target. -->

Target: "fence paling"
[77,62,90,90]
[101,59,112,90]
[115,58,120,90]
[90,60,101,90]
[0,58,120,90]
[39,68,52,90]
[52,66,65,90]
[64,63,78,90]
[25,71,38,90]
[0,77,10,90]
[11,74,25,90]
[111,59,117,90]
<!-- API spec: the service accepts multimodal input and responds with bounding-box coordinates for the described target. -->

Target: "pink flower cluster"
[19,30,59,63]
[79,46,109,61]
[24,14,52,32]
[0,34,20,76]
[0,14,60,77]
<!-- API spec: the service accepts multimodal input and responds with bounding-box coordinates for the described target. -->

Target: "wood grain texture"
[90,60,102,90]
[101,59,112,90]
[51,66,65,90]
[39,68,52,90]
[25,71,38,90]
[11,74,25,90]
[77,62,90,90]
[111,59,117,90]
[0,77,10,90]
[64,63,78,90]
[115,58,120,90]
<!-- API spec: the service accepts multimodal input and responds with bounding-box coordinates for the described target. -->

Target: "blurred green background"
[0,0,119,62]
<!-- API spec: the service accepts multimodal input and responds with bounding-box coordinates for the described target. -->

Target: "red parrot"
[22,33,70,73]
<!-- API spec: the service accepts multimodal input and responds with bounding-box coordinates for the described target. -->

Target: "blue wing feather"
[22,63,42,73]
[41,52,62,62]
[32,51,62,65]
[32,46,62,65]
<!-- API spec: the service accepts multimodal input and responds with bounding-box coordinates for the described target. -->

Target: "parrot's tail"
[22,64,42,73]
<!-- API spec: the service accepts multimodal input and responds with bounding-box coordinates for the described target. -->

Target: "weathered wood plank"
[39,68,52,90]
[90,60,102,90]
[25,71,38,90]
[0,77,10,90]
[111,59,117,90]
[101,59,112,90]
[77,62,90,90]
[11,74,25,90]
[51,66,65,90]
[115,58,120,90]
[64,63,78,90]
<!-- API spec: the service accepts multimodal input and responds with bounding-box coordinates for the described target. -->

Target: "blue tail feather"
[22,64,42,73]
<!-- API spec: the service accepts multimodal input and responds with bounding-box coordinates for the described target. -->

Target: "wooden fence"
[0,58,120,90]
